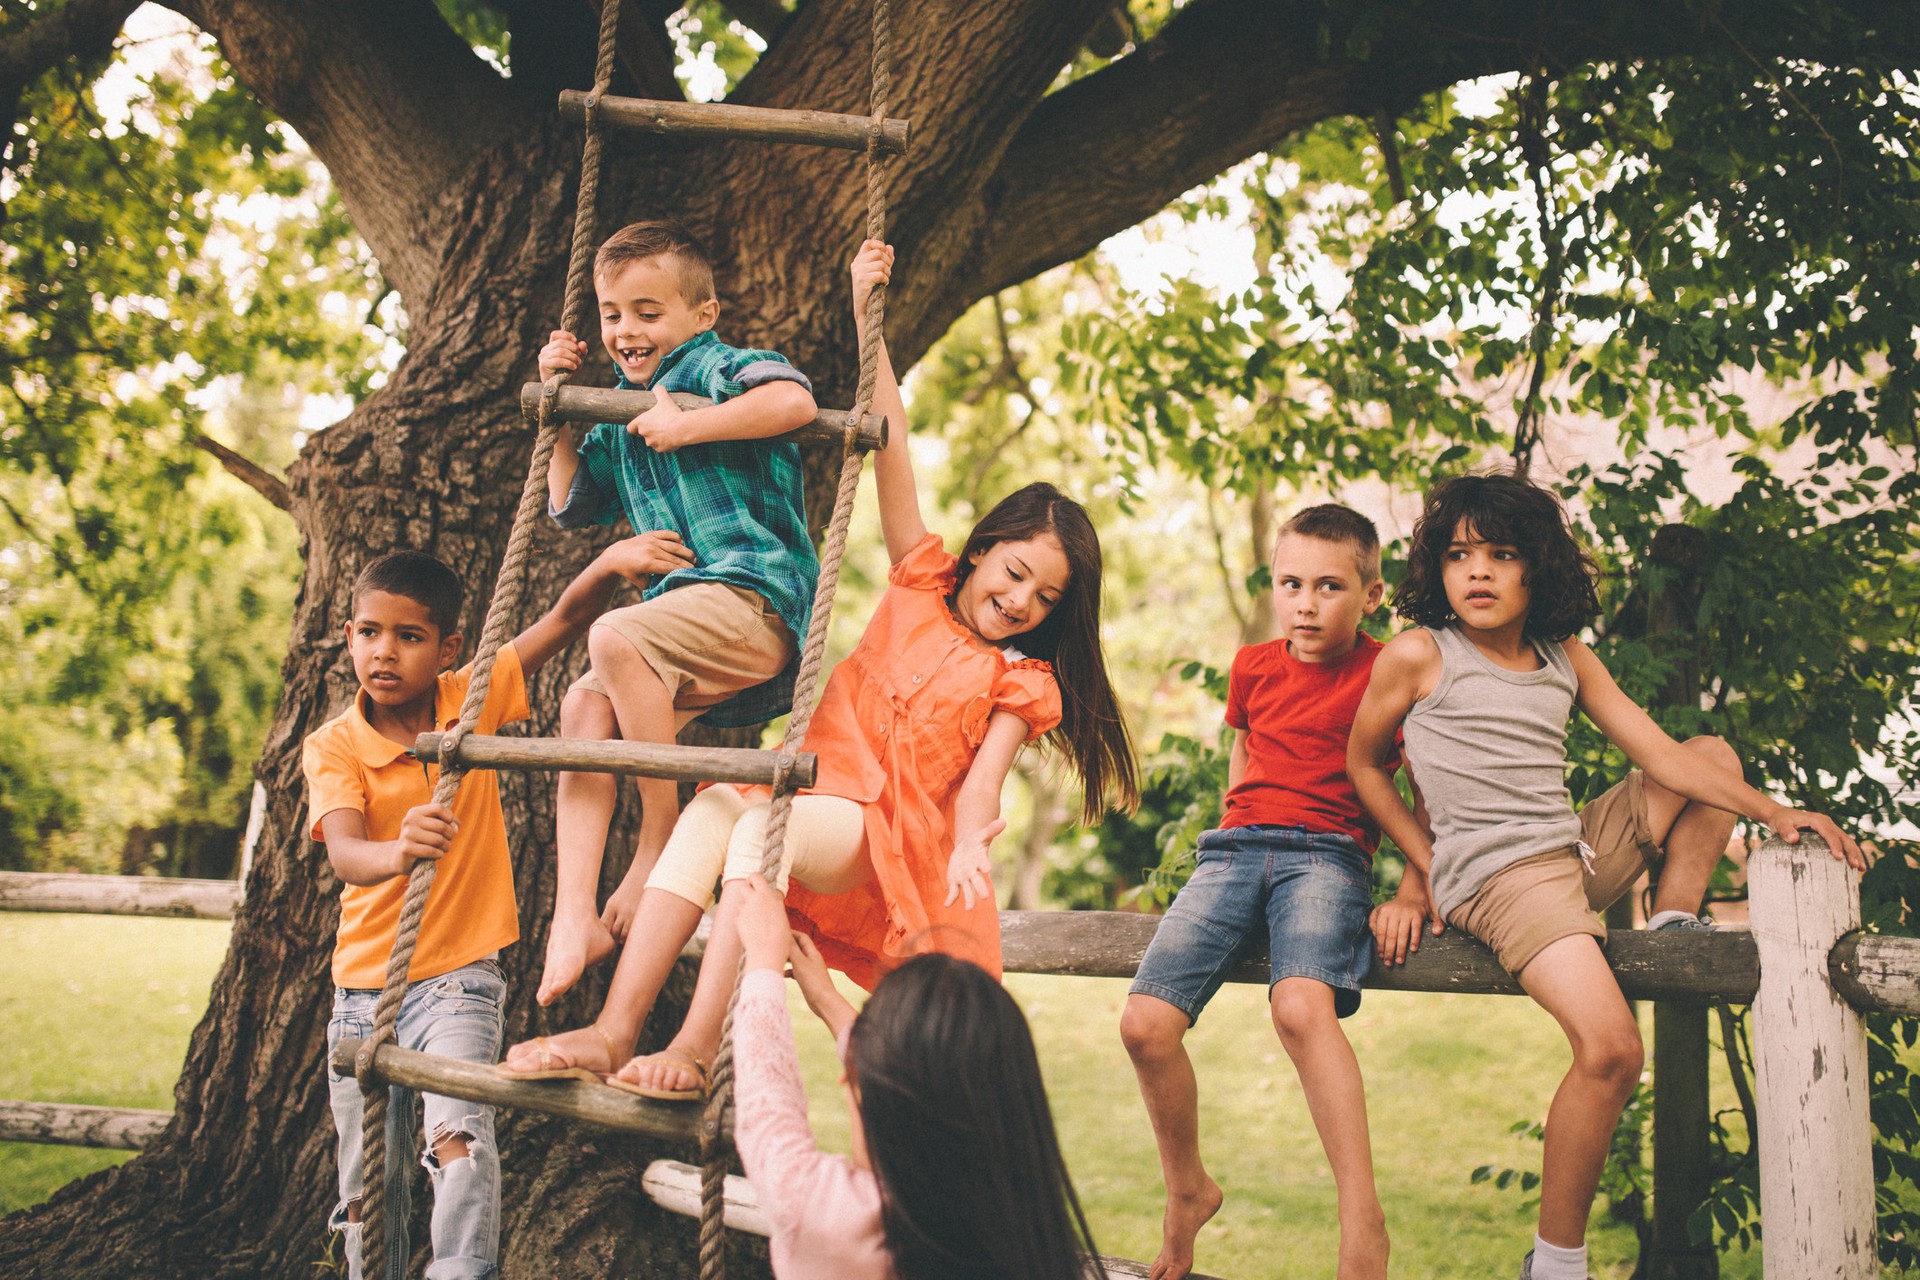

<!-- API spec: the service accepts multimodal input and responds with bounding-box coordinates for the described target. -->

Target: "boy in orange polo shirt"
[304,536,688,1280]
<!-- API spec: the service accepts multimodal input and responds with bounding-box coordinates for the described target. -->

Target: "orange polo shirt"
[303,644,528,988]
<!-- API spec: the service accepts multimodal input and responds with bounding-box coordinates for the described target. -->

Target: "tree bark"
[5,1,1918,1274]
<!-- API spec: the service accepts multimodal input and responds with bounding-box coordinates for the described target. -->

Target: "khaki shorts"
[1445,772,1662,976]
[569,582,793,710]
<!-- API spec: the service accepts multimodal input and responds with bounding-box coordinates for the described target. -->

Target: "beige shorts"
[569,582,793,710]
[1445,772,1662,976]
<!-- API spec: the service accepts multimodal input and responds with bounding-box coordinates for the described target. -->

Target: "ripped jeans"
[326,959,505,1280]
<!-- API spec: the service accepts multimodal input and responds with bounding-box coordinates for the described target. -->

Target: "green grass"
[0,915,1781,1276]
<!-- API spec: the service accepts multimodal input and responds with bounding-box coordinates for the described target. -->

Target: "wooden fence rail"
[0,872,240,920]
[0,1102,169,1151]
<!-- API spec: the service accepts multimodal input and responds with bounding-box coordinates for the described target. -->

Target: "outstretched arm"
[945,710,1028,910]
[1567,640,1866,869]
[851,240,928,564]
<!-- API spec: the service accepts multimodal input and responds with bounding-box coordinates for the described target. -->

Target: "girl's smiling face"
[1441,518,1532,632]
[952,533,1070,645]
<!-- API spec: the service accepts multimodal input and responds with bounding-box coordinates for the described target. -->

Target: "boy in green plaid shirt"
[534,220,820,1007]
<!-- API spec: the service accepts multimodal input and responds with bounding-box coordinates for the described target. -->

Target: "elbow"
[774,382,816,430]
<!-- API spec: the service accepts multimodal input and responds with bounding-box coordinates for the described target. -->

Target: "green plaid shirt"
[551,330,819,728]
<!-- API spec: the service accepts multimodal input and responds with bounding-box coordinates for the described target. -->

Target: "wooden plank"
[0,871,241,921]
[639,1163,1219,1279]
[999,909,1761,1004]
[0,1101,171,1151]
[558,90,909,155]
[520,383,887,452]
[414,734,817,789]
[328,1037,712,1144]
[1829,929,1920,1016]
[1750,840,1876,1277]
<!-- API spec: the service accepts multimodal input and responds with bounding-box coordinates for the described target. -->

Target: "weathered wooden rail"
[0,1101,170,1151]
[0,871,241,920]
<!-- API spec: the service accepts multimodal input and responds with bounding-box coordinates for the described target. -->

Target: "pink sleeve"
[732,970,888,1262]
[886,531,956,591]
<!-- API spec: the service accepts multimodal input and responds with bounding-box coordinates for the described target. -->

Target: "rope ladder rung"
[414,733,818,789]
[559,90,909,155]
[520,384,887,452]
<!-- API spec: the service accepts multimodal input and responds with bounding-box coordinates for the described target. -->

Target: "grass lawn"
[0,914,1786,1277]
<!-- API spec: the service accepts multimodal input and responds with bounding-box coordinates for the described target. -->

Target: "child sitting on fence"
[498,238,1138,1099]
[536,218,822,1008]
[303,541,681,1280]
[731,871,1106,1279]
[1348,472,1863,1280]
[1121,504,1397,1280]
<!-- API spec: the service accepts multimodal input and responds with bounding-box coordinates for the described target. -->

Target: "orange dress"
[780,533,1062,989]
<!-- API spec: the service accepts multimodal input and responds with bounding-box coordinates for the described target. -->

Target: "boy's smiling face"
[346,590,460,721]
[1271,533,1383,664]
[595,255,720,387]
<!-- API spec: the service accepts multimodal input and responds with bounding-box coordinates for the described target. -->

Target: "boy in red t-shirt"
[1121,505,1400,1280]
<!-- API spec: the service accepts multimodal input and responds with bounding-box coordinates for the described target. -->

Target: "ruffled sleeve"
[886,532,956,592]
[974,659,1061,744]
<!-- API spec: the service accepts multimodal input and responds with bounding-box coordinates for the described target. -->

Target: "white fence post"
[1749,836,1876,1277]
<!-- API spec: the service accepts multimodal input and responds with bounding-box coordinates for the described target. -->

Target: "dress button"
[912,674,923,684]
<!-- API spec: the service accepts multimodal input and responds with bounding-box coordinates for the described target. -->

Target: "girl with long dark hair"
[502,241,1138,1099]
[732,873,1103,1280]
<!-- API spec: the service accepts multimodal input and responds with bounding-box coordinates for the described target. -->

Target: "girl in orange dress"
[502,241,1138,1099]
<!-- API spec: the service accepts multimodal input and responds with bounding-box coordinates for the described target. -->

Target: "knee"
[1574,1026,1645,1092]
[586,625,635,677]
[1120,998,1186,1064]
[1268,983,1335,1050]
[561,685,613,735]
[1681,735,1740,776]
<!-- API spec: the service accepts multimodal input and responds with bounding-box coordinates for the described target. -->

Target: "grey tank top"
[1404,626,1584,917]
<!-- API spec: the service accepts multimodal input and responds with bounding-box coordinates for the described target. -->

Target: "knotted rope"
[695,2,892,1274]
[352,3,622,1274]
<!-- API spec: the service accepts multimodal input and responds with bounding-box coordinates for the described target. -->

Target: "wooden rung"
[520,384,887,452]
[415,733,818,789]
[330,1037,716,1143]
[559,90,909,154]
[639,1164,1223,1278]
[643,1160,771,1236]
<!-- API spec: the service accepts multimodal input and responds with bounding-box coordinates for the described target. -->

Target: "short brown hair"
[594,220,716,305]
[353,550,463,636]
[1276,503,1382,583]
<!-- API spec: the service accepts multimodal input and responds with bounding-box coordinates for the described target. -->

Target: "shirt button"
[912,675,923,684]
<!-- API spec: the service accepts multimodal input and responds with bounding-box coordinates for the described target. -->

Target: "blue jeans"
[1131,826,1375,1022]
[326,959,506,1280]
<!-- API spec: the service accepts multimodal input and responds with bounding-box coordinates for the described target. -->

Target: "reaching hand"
[735,874,795,973]
[850,239,894,325]
[1763,805,1869,872]
[1370,891,1443,966]
[396,803,458,870]
[627,390,698,452]
[600,532,696,586]
[538,329,588,381]
[944,817,1006,910]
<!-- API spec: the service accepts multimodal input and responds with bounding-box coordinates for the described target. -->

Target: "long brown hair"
[953,482,1139,823]
[849,954,1105,1280]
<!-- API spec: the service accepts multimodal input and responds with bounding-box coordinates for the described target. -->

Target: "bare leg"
[613,879,751,1095]
[539,684,620,1006]
[1517,935,1645,1247]
[1269,979,1388,1280]
[588,626,690,939]
[1640,736,1742,918]
[1120,993,1224,1280]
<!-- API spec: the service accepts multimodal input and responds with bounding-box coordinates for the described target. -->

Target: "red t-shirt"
[1221,632,1391,853]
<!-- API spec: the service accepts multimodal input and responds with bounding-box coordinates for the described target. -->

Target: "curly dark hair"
[1392,472,1600,642]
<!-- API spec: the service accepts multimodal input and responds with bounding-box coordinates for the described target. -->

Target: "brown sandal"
[494,1024,621,1082]
[602,1045,711,1102]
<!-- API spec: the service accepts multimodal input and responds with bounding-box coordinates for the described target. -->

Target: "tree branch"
[194,433,292,512]
[171,0,526,309]
[0,0,140,181]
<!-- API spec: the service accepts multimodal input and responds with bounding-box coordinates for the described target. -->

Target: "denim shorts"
[1131,825,1374,1022]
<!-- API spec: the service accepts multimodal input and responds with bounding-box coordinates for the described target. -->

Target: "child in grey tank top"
[1345,473,1861,1280]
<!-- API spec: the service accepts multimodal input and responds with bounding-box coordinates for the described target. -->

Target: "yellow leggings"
[644,784,870,911]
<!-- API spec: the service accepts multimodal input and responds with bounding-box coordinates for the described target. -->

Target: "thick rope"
[353,4,622,1274]
[697,2,892,1274]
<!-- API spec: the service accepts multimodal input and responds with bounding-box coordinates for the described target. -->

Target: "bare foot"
[1336,1209,1389,1280]
[499,1024,621,1077]
[537,906,616,1006]
[611,1040,714,1098]
[601,847,661,942]
[1149,1178,1223,1280]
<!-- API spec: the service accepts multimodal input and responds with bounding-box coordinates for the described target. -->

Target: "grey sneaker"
[1653,914,1716,932]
